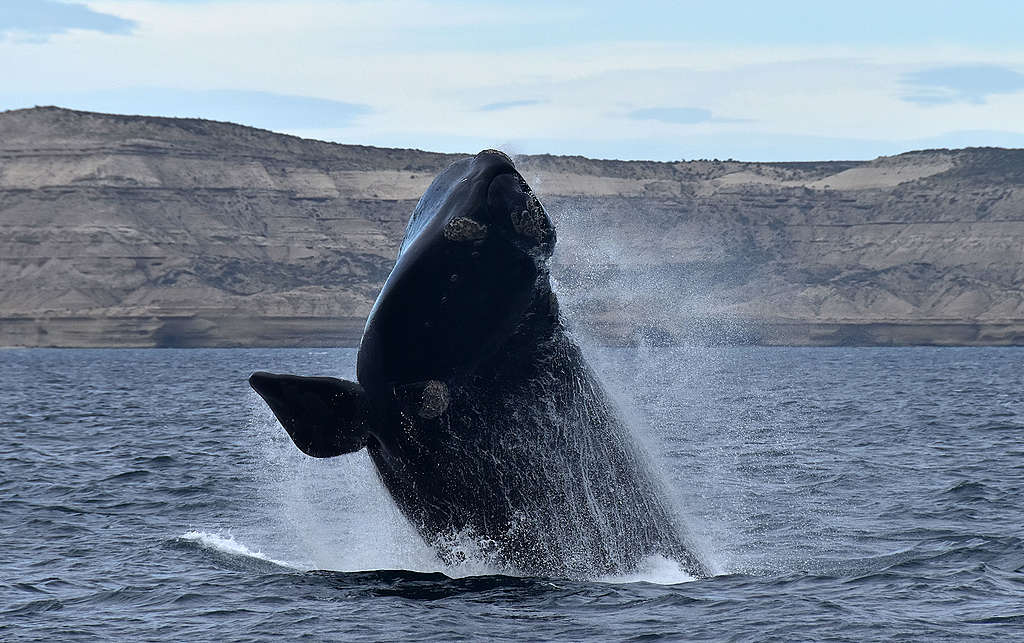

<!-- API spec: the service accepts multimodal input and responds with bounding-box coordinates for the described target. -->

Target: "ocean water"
[2,346,1022,641]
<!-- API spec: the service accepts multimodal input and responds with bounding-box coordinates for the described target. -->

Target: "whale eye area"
[393,379,450,421]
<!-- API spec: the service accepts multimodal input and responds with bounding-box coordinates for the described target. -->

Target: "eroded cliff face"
[1,106,1022,347]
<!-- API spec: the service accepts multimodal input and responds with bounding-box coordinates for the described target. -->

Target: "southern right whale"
[250,150,708,579]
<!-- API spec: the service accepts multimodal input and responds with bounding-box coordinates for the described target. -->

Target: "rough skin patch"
[444,217,488,242]
[510,200,550,242]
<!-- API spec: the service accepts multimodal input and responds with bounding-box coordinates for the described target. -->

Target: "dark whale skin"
[250,150,707,579]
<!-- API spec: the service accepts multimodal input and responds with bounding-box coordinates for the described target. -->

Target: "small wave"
[967,614,1024,625]
[2,598,64,617]
[102,470,151,482]
[177,531,302,571]
[944,480,989,495]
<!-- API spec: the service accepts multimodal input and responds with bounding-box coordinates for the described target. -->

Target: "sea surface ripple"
[2,347,1022,641]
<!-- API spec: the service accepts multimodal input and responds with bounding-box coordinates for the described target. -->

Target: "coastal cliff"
[2,107,1022,346]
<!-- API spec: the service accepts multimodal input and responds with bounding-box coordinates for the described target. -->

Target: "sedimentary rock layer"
[1,107,1022,346]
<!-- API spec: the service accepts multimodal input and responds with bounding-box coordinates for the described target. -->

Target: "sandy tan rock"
[1,106,1022,347]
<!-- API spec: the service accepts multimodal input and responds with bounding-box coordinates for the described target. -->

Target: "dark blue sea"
[2,346,1022,641]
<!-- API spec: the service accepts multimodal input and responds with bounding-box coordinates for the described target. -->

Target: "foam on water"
[597,554,697,585]
[177,530,300,570]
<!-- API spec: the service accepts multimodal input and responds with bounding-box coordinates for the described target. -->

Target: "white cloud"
[2,0,1023,160]
[0,0,134,39]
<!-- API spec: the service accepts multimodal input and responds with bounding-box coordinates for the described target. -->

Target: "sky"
[2,0,1024,161]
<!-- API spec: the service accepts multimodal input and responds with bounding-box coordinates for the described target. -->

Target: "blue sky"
[2,0,1023,161]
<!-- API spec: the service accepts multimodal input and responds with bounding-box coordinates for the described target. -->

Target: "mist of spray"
[522,172,741,575]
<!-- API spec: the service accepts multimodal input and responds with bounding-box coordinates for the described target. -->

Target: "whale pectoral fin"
[249,372,371,458]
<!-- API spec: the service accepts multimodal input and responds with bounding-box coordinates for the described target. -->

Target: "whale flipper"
[249,372,372,457]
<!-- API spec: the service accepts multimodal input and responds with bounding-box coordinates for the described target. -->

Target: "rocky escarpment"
[1,106,1022,347]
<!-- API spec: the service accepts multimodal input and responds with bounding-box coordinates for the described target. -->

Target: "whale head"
[356,150,556,401]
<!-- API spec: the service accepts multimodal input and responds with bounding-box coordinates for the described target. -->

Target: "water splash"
[241,345,714,581]
[246,394,444,573]
[231,172,740,581]
[527,182,733,575]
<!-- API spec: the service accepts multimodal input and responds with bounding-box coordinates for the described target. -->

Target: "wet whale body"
[250,150,707,579]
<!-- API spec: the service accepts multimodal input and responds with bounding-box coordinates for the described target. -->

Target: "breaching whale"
[250,150,707,579]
